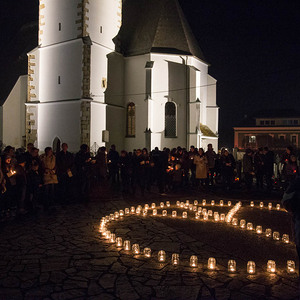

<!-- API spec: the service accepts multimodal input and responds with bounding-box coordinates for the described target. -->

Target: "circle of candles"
[110,233,116,243]
[268,203,272,210]
[240,219,246,229]
[250,201,254,207]
[182,211,188,218]
[189,204,193,211]
[227,201,232,206]
[259,202,264,208]
[172,211,177,218]
[180,202,184,208]
[228,260,236,272]
[208,210,213,217]
[125,208,130,215]
[172,253,180,266]
[198,207,202,213]
[114,212,119,219]
[153,209,157,216]
[162,210,167,217]
[160,202,164,208]
[267,260,276,273]
[276,204,280,210]
[247,261,256,274]
[194,200,198,206]
[211,200,215,206]
[220,200,224,206]
[158,250,166,262]
[256,225,262,234]
[287,260,296,274]
[247,223,253,231]
[176,201,180,206]
[273,231,280,241]
[208,257,216,270]
[220,213,226,222]
[190,255,198,267]
[265,228,272,237]
[203,213,208,221]
[193,205,197,211]
[123,240,131,251]
[144,247,151,257]
[214,212,220,222]
[119,210,124,216]
[109,214,114,220]
[282,234,289,244]
[202,199,206,206]
[232,218,238,226]
[130,206,135,214]
[195,212,200,219]
[144,204,149,210]
[116,237,123,247]
[151,203,156,209]
[132,244,140,255]
[166,201,171,207]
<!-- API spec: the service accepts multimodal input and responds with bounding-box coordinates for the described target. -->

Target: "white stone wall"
[90,102,106,148]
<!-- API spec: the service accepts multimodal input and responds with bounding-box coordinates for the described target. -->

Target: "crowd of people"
[0,142,299,220]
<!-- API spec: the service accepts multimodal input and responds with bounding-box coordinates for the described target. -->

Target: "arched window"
[127,102,135,137]
[165,102,176,137]
[52,137,61,154]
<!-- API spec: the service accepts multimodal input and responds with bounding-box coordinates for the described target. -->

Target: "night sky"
[1,0,300,148]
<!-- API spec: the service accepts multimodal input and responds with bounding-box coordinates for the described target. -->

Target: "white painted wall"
[90,102,106,148]
[39,40,83,102]
[37,101,81,152]
[28,47,40,101]
[40,0,82,47]
[3,76,27,148]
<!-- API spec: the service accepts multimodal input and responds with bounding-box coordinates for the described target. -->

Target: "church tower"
[26,0,122,151]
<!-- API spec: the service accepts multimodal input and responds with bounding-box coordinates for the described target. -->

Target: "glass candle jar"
[123,240,131,251]
[227,201,232,207]
[153,209,157,216]
[114,212,120,219]
[202,208,207,215]
[166,201,171,207]
[162,210,167,217]
[240,219,246,229]
[214,212,220,222]
[195,212,200,219]
[256,226,262,234]
[144,247,151,258]
[151,203,156,209]
[132,244,140,255]
[203,213,208,221]
[211,200,215,206]
[193,205,197,211]
[136,207,141,215]
[287,260,296,274]
[119,210,124,217]
[247,261,255,274]
[250,201,254,207]
[158,250,166,262]
[172,211,177,218]
[220,200,224,206]
[110,233,116,243]
[265,228,272,237]
[228,260,236,272]
[182,211,188,218]
[130,206,135,214]
[116,237,122,247]
[276,204,281,210]
[273,231,280,241]
[144,204,149,210]
[172,253,180,266]
[208,210,213,217]
[247,223,253,231]
[190,255,198,267]
[268,203,272,210]
[220,213,226,222]
[160,202,164,208]
[202,199,206,206]
[142,209,147,216]
[208,257,216,270]
[105,231,111,239]
[109,214,114,221]
[125,208,130,215]
[259,202,264,208]
[176,201,180,207]
[267,260,276,273]
[198,207,202,213]
[194,200,198,206]
[232,218,238,226]
[282,234,290,244]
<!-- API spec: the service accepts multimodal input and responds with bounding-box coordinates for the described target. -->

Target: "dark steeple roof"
[114,0,207,62]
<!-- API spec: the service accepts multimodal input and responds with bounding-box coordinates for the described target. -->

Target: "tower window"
[127,103,135,137]
[59,23,62,31]
[165,102,176,138]
[58,76,61,84]
[100,26,103,34]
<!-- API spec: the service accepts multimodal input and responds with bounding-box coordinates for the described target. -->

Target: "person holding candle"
[194,148,208,189]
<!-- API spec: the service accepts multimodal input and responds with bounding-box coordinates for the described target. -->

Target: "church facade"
[6,0,219,152]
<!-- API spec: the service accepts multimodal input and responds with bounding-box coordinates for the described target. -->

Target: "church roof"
[115,0,207,62]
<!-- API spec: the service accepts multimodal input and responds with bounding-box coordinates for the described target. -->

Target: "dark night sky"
[1,0,300,148]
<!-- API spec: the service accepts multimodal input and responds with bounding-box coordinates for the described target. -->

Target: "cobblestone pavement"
[0,187,299,300]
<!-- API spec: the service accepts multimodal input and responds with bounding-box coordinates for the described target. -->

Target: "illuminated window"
[248,136,256,143]
[127,103,135,137]
[165,102,176,137]
[291,135,297,145]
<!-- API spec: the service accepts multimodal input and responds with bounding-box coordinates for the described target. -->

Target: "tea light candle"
[109,214,114,220]
[110,233,116,243]
[119,210,124,217]
[287,260,296,274]
[190,255,198,267]
[220,213,226,222]
[172,253,180,266]
[132,244,140,255]
[151,203,156,209]
[265,228,272,237]
[193,205,197,211]
[220,200,224,206]
[276,204,280,210]
[208,210,213,217]
[194,200,198,206]
[125,208,130,215]
[250,201,254,207]
[232,218,238,226]
[144,204,149,210]
[227,201,232,206]
[240,219,246,229]
[228,260,236,272]
[267,260,276,273]
[144,247,151,257]
[211,200,215,206]
[282,234,289,244]
[114,212,119,219]
[158,250,166,262]
[202,199,206,206]
[186,200,190,205]
[176,201,180,207]
[189,204,193,210]
[256,225,262,234]
[273,231,280,241]
[160,202,164,208]
[105,216,110,222]
[116,237,123,247]
[136,207,141,215]
[180,202,184,208]
[203,213,208,221]
[172,211,177,218]
[268,203,272,210]
[123,240,131,251]
[198,207,202,213]
[105,231,111,239]
[214,212,220,222]
[202,208,207,215]
[247,261,255,274]
[247,223,253,231]
[259,202,264,208]
[162,210,167,217]
[182,211,188,218]
[195,212,200,219]
[142,209,147,216]
[130,206,135,214]
[208,257,216,270]
[166,201,171,207]
[153,209,157,216]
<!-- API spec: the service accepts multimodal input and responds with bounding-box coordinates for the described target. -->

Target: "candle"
[220,200,224,206]
[166,201,171,207]
[160,202,164,208]
[116,237,122,247]
[176,201,180,207]
[132,244,140,255]
[250,201,254,207]
[119,210,124,217]
[273,231,280,241]
[105,231,111,239]
[110,233,116,243]
[227,201,232,207]
[214,212,220,222]
[123,240,131,251]
[142,209,147,216]
[151,203,156,209]
[232,218,238,226]
[162,210,167,217]
[228,260,236,272]
[276,204,280,210]
[136,207,141,215]
[144,204,149,210]
[114,212,119,219]
[153,209,157,216]
[208,210,213,217]
[211,200,215,206]
[158,250,166,262]
[208,257,216,270]
[194,200,198,206]
[190,255,198,267]
[202,199,206,206]
[203,213,208,221]
[182,211,188,219]
[195,212,200,219]
[259,202,264,208]
[186,200,190,205]
[240,219,246,229]
[268,203,272,210]
[282,234,290,244]
[144,247,151,258]
[193,205,197,211]
[189,204,193,211]
[202,208,207,215]
[130,206,135,214]
[247,223,253,231]
[172,211,177,218]
[220,213,226,222]
[198,207,202,213]
[287,260,296,274]
[125,208,130,215]
[267,260,276,273]
[247,261,255,274]
[172,253,180,266]
[109,214,114,220]
[256,226,262,234]
[265,228,272,237]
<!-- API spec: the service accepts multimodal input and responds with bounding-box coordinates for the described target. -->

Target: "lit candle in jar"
[227,201,232,207]
[228,260,236,272]
[198,207,202,213]
[182,211,188,218]
[232,218,238,226]
[110,233,116,243]
[220,200,224,206]
[190,255,198,267]
[194,200,198,206]
[172,253,180,266]
[202,199,206,206]
[208,257,216,270]
[267,260,276,273]
[208,210,213,217]
[176,201,180,207]
[144,247,151,258]
[195,212,200,219]
[114,212,119,219]
[211,200,215,206]
[153,209,157,216]
[193,205,197,211]
[142,209,147,216]
[203,213,208,221]
[273,231,280,241]
[136,207,141,215]
[247,261,255,274]
[151,203,156,209]
[259,202,264,208]
[166,201,171,207]
[130,206,135,214]
[240,219,246,229]
[282,234,289,244]
[256,226,262,234]
[214,212,220,222]
[247,223,253,231]
[109,214,114,220]
[220,213,226,222]
[132,244,140,255]
[172,211,177,218]
[268,203,272,210]
[123,240,131,251]
[125,208,130,215]
[116,237,122,247]
[189,204,193,210]
[144,204,149,210]
[105,216,110,222]
[162,210,167,217]
[202,208,207,215]
[160,202,164,208]
[250,201,254,207]
[276,204,280,210]
[287,260,296,274]
[186,200,190,205]
[158,250,166,262]
[119,210,124,217]
[265,228,272,237]
[105,231,111,239]
[180,202,184,208]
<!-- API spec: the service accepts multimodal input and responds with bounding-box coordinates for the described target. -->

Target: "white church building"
[3,0,219,153]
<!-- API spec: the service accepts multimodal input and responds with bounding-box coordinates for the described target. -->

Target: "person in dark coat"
[107,144,119,184]
[263,147,274,191]
[15,155,27,214]
[243,149,254,191]
[254,148,264,189]
[221,150,236,190]
[118,150,130,193]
